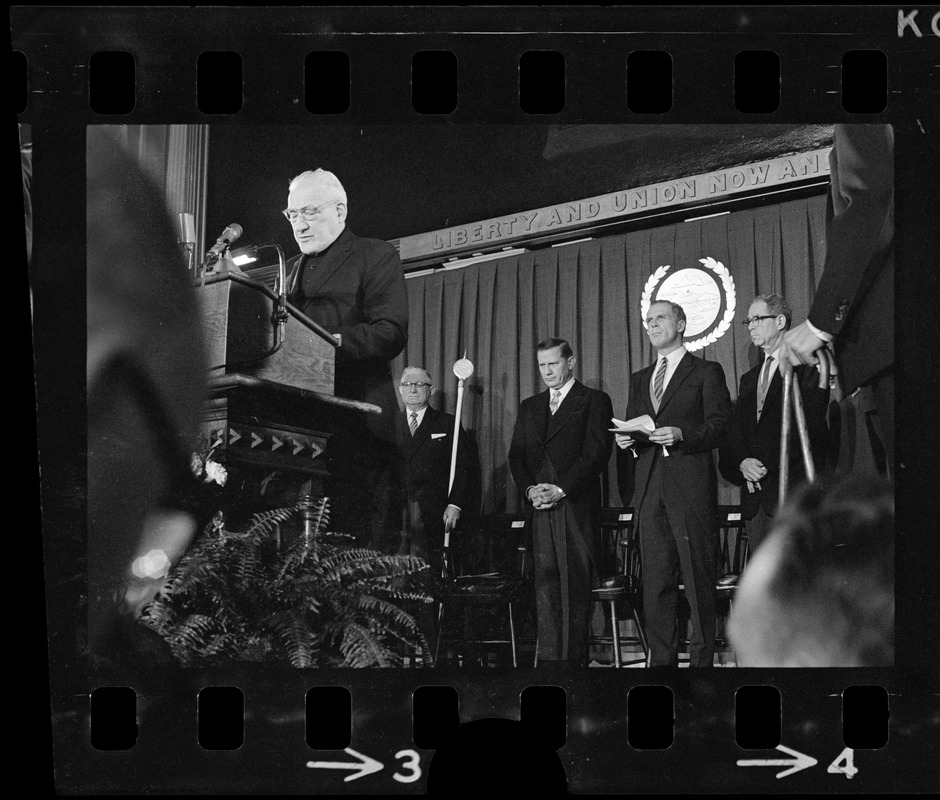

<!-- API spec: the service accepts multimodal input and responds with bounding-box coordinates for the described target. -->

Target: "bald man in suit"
[285,169,408,551]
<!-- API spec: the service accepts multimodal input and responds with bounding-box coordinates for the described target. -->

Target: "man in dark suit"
[616,300,732,668]
[779,125,893,474]
[285,169,408,550]
[719,294,830,554]
[509,338,614,666]
[396,366,469,568]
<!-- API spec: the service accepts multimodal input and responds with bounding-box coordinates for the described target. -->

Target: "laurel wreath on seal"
[640,257,736,352]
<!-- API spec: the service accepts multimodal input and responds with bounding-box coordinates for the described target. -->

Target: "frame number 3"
[392,749,422,784]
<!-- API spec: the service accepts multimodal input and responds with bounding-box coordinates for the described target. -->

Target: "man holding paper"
[509,338,614,665]
[616,300,732,668]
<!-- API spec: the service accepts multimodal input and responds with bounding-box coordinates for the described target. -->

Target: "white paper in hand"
[609,414,655,437]
[610,414,670,457]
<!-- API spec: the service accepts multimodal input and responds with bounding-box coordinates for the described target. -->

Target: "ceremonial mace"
[443,353,474,570]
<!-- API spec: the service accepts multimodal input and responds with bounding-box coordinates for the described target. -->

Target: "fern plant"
[140,498,434,667]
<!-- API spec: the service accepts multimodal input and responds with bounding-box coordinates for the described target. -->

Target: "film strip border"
[18,6,940,796]
[11,7,939,123]
[70,671,935,793]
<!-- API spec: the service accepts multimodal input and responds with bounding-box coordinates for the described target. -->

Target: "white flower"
[204,459,228,486]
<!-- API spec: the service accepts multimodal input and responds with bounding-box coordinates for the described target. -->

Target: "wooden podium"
[196,268,379,501]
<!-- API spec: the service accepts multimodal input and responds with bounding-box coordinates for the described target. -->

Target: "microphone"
[178,212,197,281]
[205,223,243,260]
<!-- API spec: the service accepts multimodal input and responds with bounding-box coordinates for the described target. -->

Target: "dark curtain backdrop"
[397,194,829,514]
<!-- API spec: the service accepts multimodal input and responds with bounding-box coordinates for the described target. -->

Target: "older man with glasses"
[396,367,470,567]
[285,168,409,552]
[719,294,830,554]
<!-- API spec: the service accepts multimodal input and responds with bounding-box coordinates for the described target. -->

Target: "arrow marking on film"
[306,748,384,782]
[737,744,817,779]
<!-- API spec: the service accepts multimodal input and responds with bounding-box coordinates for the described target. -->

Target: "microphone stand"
[243,242,288,346]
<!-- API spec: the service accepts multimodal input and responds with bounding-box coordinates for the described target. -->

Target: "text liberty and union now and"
[400,148,831,262]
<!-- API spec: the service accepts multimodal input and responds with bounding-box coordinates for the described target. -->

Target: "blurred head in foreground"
[728,475,894,667]
[87,127,206,656]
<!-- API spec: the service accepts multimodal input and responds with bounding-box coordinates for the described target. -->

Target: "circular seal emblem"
[640,257,736,352]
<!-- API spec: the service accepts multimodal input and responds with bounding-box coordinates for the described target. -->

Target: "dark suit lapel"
[655,352,695,417]
[739,367,760,432]
[531,389,550,444]
[545,381,588,443]
[306,230,356,297]
[636,364,656,417]
[757,367,782,425]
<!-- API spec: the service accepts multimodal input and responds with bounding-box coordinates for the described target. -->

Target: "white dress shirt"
[550,375,576,408]
[406,405,429,428]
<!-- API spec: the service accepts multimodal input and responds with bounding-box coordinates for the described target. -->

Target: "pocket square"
[431,433,446,439]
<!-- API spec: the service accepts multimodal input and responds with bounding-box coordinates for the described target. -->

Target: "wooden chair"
[588,507,648,667]
[434,514,530,668]
[675,505,748,663]
[715,505,749,651]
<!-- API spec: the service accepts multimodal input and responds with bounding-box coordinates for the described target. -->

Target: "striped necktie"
[549,389,562,415]
[409,412,418,436]
[653,357,668,409]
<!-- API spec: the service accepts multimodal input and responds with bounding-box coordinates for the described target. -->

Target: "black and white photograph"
[16,5,939,794]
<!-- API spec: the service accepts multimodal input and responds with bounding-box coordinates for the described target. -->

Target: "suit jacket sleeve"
[808,124,894,337]
[677,360,732,454]
[718,379,750,486]
[508,401,535,495]
[555,390,614,499]
[622,370,649,445]
[334,239,409,364]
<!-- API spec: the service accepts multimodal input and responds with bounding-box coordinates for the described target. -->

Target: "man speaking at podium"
[285,169,409,551]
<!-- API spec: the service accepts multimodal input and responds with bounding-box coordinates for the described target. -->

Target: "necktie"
[760,355,775,394]
[653,357,668,408]
[549,389,561,415]
[409,412,418,436]
[757,355,775,419]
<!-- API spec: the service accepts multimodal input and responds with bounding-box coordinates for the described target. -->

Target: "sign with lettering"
[397,148,832,262]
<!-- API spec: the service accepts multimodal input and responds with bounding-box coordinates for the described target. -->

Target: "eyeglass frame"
[399,382,431,390]
[741,314,781,328]
[282,199,341,223]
